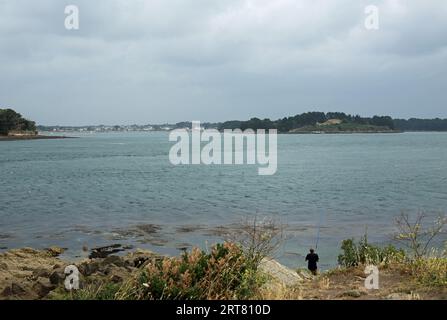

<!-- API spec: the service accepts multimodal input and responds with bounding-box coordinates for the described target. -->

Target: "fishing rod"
[315,210,325,250]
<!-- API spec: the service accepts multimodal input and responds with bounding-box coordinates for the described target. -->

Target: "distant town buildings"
[37,122,221,133]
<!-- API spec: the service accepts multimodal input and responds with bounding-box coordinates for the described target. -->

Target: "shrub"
[119,242,263,300]
[409,252,447,287]
[393,212,446,258]
[226,216,284,270]
[338,235,405,267]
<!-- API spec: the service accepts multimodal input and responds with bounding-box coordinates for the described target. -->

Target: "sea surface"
[1,132,446,269]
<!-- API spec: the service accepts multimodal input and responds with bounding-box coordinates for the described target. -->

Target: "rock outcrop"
[0,247,157,300]
[259,258,310,287]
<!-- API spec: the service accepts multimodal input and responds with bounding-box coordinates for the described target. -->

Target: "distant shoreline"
[6,130,447,137]
[0,135,76,141]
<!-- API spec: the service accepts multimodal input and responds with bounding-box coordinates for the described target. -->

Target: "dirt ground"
[298,266,447,300]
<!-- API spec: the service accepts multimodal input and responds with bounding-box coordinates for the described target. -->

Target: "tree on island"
[0,108,36,135]
[219,111,398,132]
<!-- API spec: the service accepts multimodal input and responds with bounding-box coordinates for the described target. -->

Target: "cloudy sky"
[0,0,446,125]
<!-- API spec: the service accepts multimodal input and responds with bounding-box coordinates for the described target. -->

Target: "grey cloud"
[0,0,446,125]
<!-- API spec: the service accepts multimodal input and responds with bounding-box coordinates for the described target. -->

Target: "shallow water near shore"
[1,132,446,270]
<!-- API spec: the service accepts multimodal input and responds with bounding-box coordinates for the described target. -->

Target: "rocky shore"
[0,135,75,141]
[0,247,159,300]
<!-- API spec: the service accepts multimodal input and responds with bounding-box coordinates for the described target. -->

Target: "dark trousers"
[309,268,317,275]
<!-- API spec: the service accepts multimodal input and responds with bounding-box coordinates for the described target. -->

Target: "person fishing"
[305,248,319,275]
[305,211,324,275]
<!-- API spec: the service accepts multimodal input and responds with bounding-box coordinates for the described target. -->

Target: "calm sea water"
[1,132,446,269]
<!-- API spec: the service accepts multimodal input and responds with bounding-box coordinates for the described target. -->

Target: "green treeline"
[217,112,396,132]
[209,112,447,132]
[394,118,447,131]
[0,108,36,135]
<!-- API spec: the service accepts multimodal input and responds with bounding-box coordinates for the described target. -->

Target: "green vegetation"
[118,242,263,300]
[338,235,405,267]
[50,283,122,300]
[337,212,447,289]
[50,242,265,300]
[409,256,447,287]
[211,112,447,133]
[291,122,395,133]
[0,108,36,135]
[217,112,397,133]
[337,235,447,289]
[394,118,447,131]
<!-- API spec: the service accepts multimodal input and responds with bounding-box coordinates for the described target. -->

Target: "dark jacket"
[305,253,319,271]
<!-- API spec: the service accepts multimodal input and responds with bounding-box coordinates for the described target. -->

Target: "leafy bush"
[409,253,447,287]
[406,249,447,287]
[119,242,263,300]
[338,235,405,267]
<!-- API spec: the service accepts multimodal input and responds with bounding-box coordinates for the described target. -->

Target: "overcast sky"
[0,0,446,125]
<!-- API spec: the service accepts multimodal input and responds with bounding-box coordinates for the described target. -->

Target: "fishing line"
[315,210,326,250]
